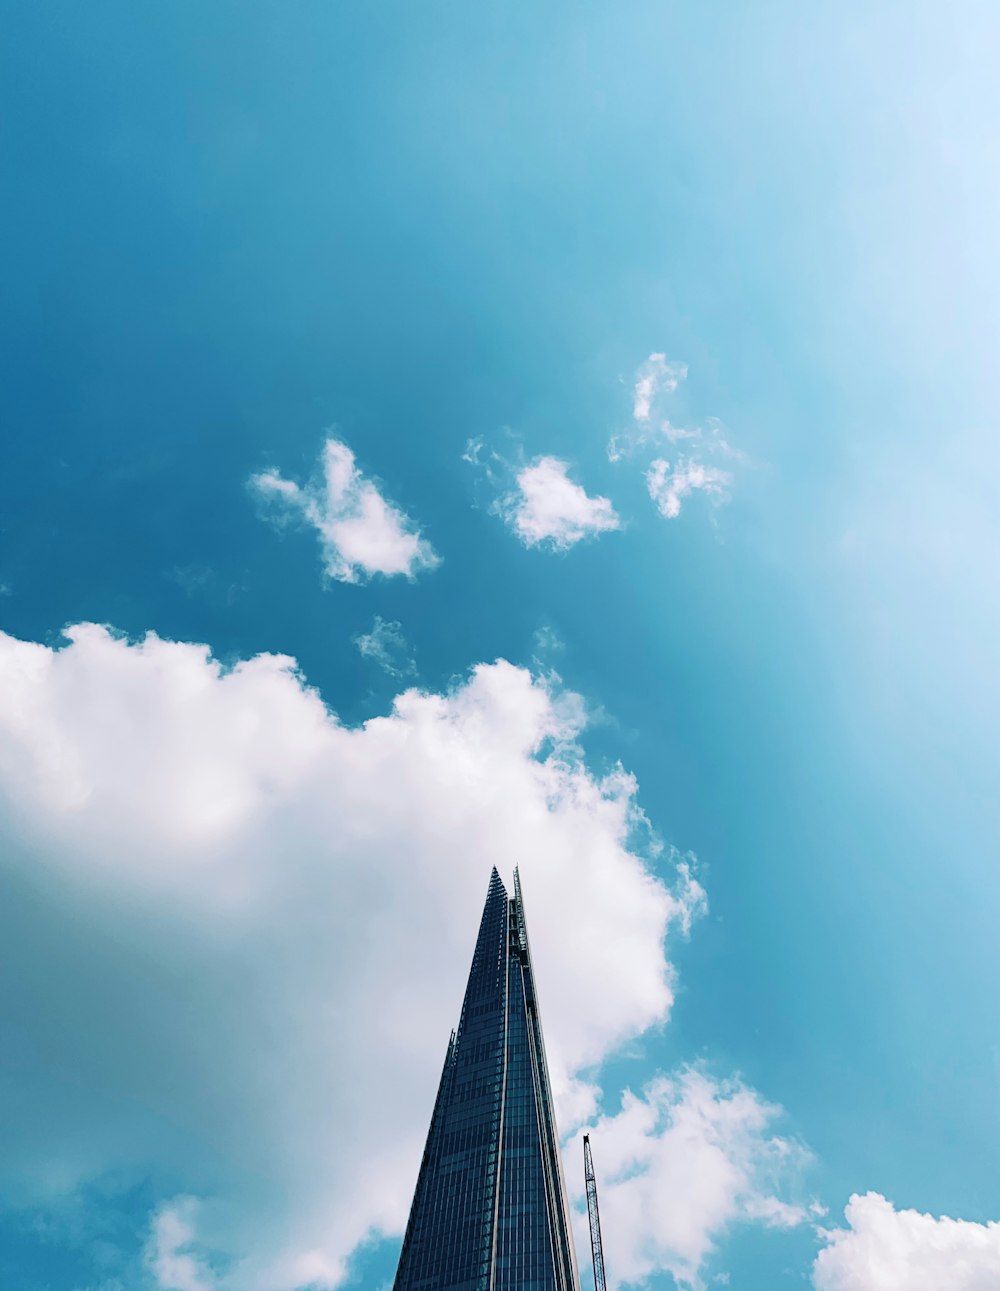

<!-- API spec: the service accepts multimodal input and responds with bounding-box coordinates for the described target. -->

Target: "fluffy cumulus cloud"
[576,1069,809,1290]
[353,615,416,678]
[250,437,439,583]
[646,458,733,520]
[498,456,621,550]
[813,1193,1000,1291]
[0,622,711,1289]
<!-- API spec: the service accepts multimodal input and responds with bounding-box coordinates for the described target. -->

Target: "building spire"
[393,868,579,1291]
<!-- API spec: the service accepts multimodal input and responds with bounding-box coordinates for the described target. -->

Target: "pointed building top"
[394,867,579,1291]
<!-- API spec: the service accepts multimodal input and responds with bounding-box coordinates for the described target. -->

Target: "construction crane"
[583,1133,607,1291]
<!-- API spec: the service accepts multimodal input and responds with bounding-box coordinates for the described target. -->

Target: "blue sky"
[2,4,999,1290]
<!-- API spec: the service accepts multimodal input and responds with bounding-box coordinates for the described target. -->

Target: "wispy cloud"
[166,564,244,607]
[610,353,745,523]
[353,616,416,678]
[532,625,565,662]
[608,355,691,462]
[633,353,689,422]
[462,436,487,466]
[250,438,439,585]
[646,458,733,520]
[146,1198,215,1291]
[610,416,739,467]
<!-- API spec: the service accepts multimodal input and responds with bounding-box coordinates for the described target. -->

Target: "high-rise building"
[393,868,579,1291]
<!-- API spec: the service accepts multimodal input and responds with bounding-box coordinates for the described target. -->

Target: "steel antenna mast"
[583,1134,607,1291]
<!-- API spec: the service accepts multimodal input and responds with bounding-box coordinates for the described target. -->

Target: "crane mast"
[583,1134,607,1291]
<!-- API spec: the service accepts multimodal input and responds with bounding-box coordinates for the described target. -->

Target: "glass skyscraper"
[393,868,580,1291]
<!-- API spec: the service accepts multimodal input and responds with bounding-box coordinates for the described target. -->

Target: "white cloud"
[498,456,621,550]
[0,622,708,1289]
[611,355,745,524]
[661,421,702,445]
[608,419,700,465]
[462,435,485,465]
[147,1198,216,1291]
[813,1193,1000,1291]
[575,1069,809,1291]
[633,353,688,422]
[646,458,733,520]
[250,438,439,584]
[353,616,416,678]
[532,624,565,661]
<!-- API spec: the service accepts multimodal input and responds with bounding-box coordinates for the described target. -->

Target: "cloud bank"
[251,437,439,583]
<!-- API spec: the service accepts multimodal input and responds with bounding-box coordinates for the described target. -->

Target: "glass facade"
[393,869,579,1291]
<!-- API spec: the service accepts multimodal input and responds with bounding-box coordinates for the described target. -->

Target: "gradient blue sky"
[2,4,999,1290]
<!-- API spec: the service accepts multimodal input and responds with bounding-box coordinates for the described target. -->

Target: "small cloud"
[662,420,702,445]
[462,436,485,466]
[250,438,439,585]
[608,354,691,462]
[646,458,733,520]
[166,565,244,607]
[612,355,746,525]
[633,353,688,422]
[609,416,735,465]
[532,625,565,661]
[668,857,709,937]
[497,457,621,551]
[168,565,215,596]
[146,1198,215,1291]
[466,438,620,552]
[353,616,416,679]
[608,418,699,463]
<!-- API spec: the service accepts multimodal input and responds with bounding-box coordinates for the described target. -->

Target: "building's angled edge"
[392,1026,458,1280]
[511,867,580,1291]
